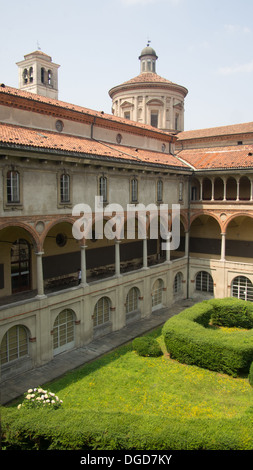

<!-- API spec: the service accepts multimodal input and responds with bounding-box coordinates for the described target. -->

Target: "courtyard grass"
[2,328,253,450]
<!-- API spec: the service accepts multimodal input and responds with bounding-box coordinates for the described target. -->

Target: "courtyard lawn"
[2,328,253,450]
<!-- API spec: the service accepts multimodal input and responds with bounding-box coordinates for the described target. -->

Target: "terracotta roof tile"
[0,122,189,170]
[0,85,173,137]
[177,122,253,141]
[177,145,253,170]
[109,73,188,96]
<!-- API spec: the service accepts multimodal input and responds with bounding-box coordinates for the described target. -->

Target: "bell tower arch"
[16,50,60,100]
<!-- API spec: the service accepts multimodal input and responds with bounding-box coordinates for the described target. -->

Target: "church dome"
[139,45,158,59]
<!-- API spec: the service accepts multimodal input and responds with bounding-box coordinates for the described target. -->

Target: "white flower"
[38,388,43,393]
[51,400,55,404]
[17,404,22,409]
[28,389,33,393]
[26,394,31,399]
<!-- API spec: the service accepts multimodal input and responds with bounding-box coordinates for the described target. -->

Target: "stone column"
[80,244,88,286]
[223,178,227,201]
[163,235,171,263]
[236,178,240,201]
[115,239,121,277]
[211,179,214,201]
[221,233,226,261]
[36,251,46,298]
[185,231,189,258]
[143,238,148,269]
[199,179,203,201]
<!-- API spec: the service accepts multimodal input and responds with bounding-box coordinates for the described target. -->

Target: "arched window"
[0,325,29,365]
[53,309,75,355]
[60,174,70,202]
[48,69,52,85]
[131,178,138,203]
[29,67,33,83]
[7,170,20,203]
[11,239,30,293]
[126,287,139,314]
[23,68,28,84]
[231,276,253,302]
[152,278,164,309]
[173,272,183,294]
[202,178,212,200]
[41,67,45,83]
[93,297,111,327]
[196,271,213,293]
[99,176,107,202]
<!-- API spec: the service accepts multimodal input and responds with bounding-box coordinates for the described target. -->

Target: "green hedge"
[2,406,253,450]
[210,298,253,329]
[132,336,163,357]
[162,298,253,377]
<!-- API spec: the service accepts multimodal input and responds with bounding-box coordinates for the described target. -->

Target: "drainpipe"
[186,175,191,299]
[91,117,96,139]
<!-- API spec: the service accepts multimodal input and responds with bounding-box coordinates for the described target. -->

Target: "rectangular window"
[7,171,20,203]
[175,114,179,130]
[131,179,138,202]
[179,182,184,201]
[124,111,130,119]
[99,176,107,202]
[157,180,163,202]
[151,111,158,128]
[60,174,70,202]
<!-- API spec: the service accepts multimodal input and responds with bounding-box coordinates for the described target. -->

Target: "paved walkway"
[0,298,198,405]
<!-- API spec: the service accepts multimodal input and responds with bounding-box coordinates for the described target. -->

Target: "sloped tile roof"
[0,85,174,138]
[177,145,253,170]
[0,122,189,170]
[177,122,253,141]
[109,73,188,97]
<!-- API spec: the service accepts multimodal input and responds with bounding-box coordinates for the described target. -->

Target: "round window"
[56,233,67,247]
[55,120,64,132]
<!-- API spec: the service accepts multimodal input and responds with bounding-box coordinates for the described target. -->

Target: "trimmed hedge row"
[162,298,253,377]
[2,406,253,450]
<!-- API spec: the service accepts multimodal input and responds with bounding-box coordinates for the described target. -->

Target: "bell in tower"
[16,49,60,100]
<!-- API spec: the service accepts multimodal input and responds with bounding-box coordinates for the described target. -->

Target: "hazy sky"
[1,0,253,130]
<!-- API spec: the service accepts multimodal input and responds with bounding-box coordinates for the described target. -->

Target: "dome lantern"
[139,41,158,74]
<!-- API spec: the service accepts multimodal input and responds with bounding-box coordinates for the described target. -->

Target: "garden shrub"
[132,336,163,357]
[249,362,253,387]
[162,298,253,377]
[210,298,253,329]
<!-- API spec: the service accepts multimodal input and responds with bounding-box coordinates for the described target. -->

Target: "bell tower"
[16,50,60,100]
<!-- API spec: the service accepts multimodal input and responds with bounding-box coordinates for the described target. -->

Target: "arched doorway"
[190,215,221,259]
[231,276,253,301]
[1,325,29,365]
[151,278,164,310]
[53,309,76,355]
[11,239,31,293]
[196,271,214,294]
